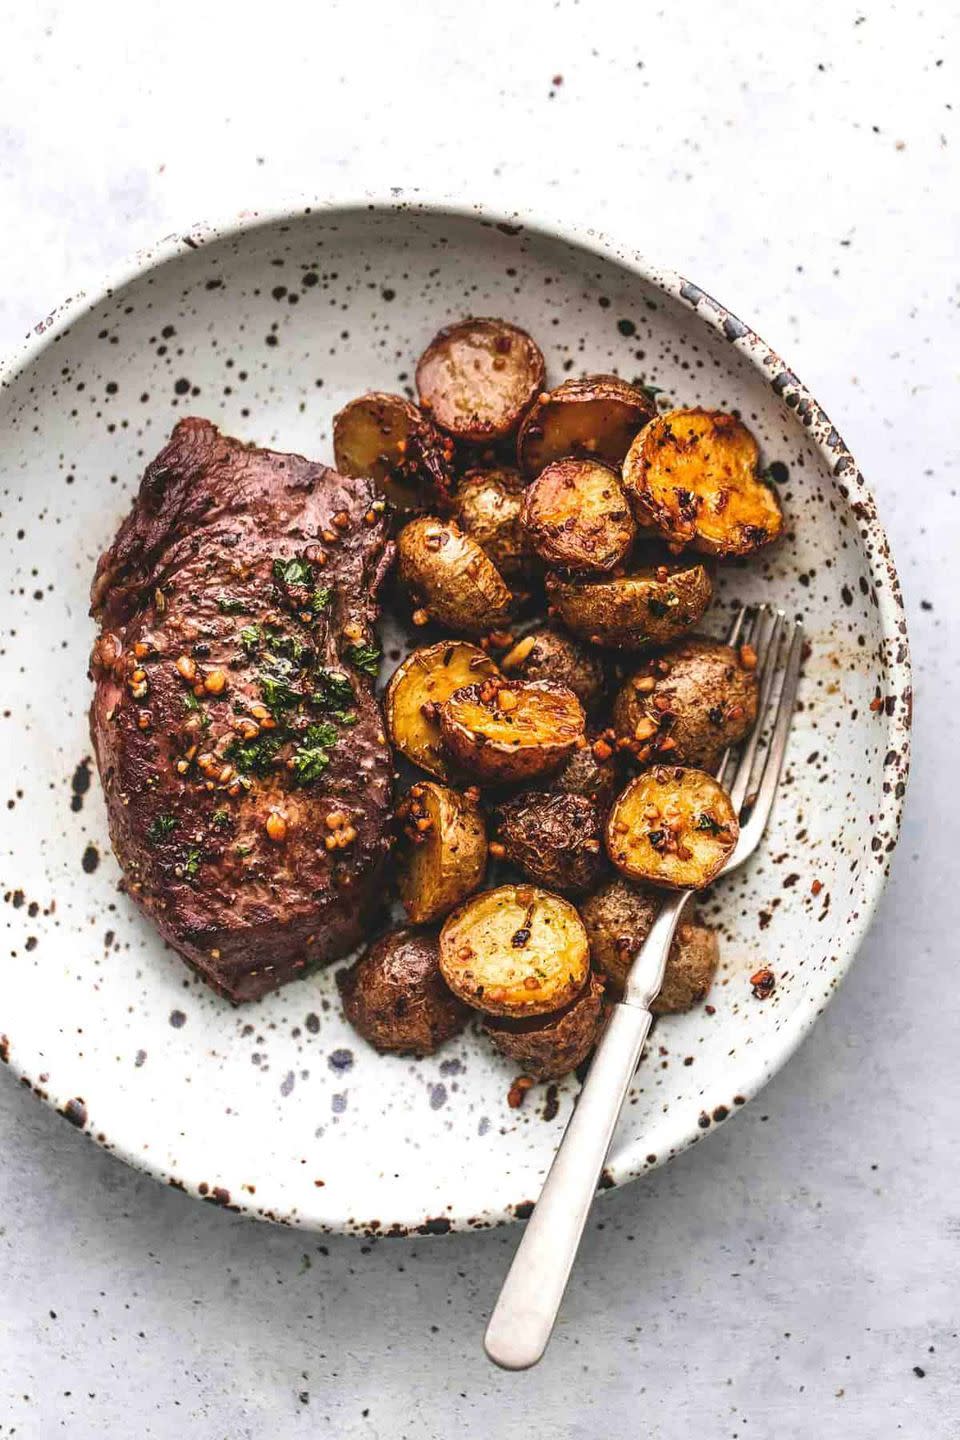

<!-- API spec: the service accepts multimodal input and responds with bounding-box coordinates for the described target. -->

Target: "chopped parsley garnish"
[211,807,232,830]
[183,847,202,879]
[239,624,262,654]
[695,811,725,834]
[259,668,299,716]
[291,721,339,786]
[345,642,381,678]
[182,691,211,728]
[640,382,664,402]
[273,556,315,588]
[217,596,247,615]
[229,733,283,776]
[310,586,333,613]
[234,842,254,858]
[647,592,680,618]
[311,667,355,714]
[148,814,178,842]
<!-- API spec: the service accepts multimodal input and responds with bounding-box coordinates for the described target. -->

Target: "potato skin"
[416,318,545,442]
[613,637,759,770]
[439,883,590,1017]
[494,791,606,896]
[337,928,469,1055]
[546,561,712,650]
[622,408,784,555]
[396,516,512,635]
[454,466,531,577]
[517,374,656,477]
[605,766,738,890]
[439,678,586,785]
[483,972,607,1080]
[333,391,454,512]
[547,740,620,809]
[384,640,500,780]
[521,457,636,572]
[580,879,719,1013]
[396,782,487,924]
[501,625,606,713]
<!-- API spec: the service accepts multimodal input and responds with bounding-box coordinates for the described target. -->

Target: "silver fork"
[484,603,804,1370]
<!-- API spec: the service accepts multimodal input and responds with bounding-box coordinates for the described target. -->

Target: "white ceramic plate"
[0,198,910,1234]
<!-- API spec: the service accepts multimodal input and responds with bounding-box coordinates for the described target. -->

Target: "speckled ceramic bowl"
[0,197,910,1234]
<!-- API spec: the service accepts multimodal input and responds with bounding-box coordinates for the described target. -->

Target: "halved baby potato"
[416,318,545,442]
[332,391,454,512]
[545,560,712,649]
[454,466,531,577]
[580,878,720,1013]
[517,374,656,477]
[396,516,513,635]
[396,781,487,924]
[384,640,500,780]
[439,883,590,1016]
[622,408,784,555]
[521,457,636,572]
[605,766,739,890]
[501,625,606,713]
[439,677,586,784]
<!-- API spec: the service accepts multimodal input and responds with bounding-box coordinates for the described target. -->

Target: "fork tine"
[727,608,785,811]
[736,620,804,848]
[724,603,749,648]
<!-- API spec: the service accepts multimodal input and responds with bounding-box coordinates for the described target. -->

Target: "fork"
[484,603,804,1370]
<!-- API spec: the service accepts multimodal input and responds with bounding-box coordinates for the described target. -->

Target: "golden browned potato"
[545,560,713,649]
[416,318,545,442]
[337,928,469,1055]
[332,391,454,512]
[439,883,590,1016]
[605,766,738,889]
[439,677,586,784]
[482,972,607,1079]
[580,878,719,1013]
[501,625,606,713]
[520,457,636,572]
[384,641,500,780]
[517,374,656,477]
[548,740,620,809]
[494,791,606,896]
[622,408,784,555]
[454,466,531,576]
[396,516,513,635]
[395,781,487,924]
[613,636,759,769]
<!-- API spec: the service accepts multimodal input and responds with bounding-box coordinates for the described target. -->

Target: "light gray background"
[1,2,956,1434]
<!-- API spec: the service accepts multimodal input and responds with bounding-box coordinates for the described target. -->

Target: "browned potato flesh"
[622,409,784,555]
[385,641,499,780]
[580,878,719,1012]
[613,637,759,769]
[337,928,469,1055]
[517,375,656,477]
[521,457,636,572]
[396,516,512,635]
[439,678,586,784]
[494,791,606,896]
[546,561,712,649]
[416,318,545,442]
[483,972,607,1079]
[606,766,738,889]
[454,467,531,576]
[439,884,590,1016]
[332,391,454,512]
[396,781,487,924]
[501,625,606,713]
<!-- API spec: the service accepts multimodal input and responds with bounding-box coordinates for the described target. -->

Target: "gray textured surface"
[0,1,956,1434]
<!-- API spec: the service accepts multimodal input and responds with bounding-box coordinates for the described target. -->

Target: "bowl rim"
[0,191,912,1233]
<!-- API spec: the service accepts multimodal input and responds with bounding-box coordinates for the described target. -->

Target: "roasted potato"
[520,457,636,572]
[396,516,513,635]
[416,318,545,442]
[439,883,590,1016]
[580,878,719,1013]
[622,408,784,556]
[385,640,500,780]
[439,677,586,785]
[605,766,738,889]
[548,740,620,809]
[396,781,487,924]
[545,560,713,649]
[494,791,606,895]
[517,374,656,477]
[454,466,531,577]
[483,972,607,1079]
[501,625,606,713]
[613,636,759,769]
[337,928,469,1055]
[332,391,454,512]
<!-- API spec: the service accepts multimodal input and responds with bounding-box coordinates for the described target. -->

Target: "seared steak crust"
[90,418,394,1003]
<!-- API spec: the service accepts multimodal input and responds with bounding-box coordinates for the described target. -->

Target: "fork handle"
[484,1000,653,1370]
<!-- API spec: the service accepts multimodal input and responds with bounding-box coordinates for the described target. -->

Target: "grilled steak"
[89,418,394,1003]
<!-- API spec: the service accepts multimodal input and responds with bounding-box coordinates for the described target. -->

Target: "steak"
[89,418,394,1003]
